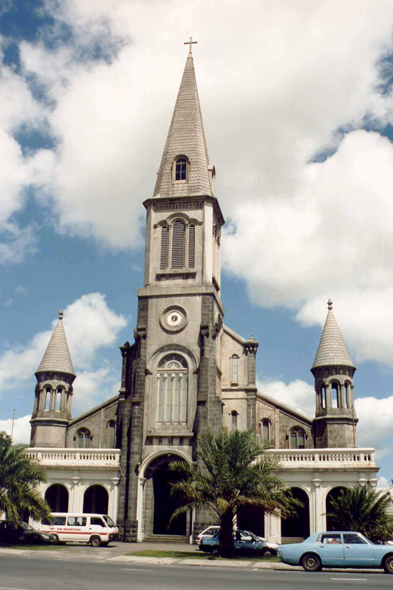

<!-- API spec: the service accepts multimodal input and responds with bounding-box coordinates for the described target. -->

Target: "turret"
[30,310,76,447]
[311,300,358,448]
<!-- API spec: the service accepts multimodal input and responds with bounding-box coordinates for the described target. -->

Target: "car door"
[317,534,344,565]
[343,533,375,566]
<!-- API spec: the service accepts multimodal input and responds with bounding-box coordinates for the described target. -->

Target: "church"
[26,46,379,544]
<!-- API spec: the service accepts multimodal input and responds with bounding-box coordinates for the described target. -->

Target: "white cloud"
[0,292,127,390]
[377,476,390,489]
[73,364,120,415]
[1,1,393,371]
[258,378,315,417]
[0,414,31,444]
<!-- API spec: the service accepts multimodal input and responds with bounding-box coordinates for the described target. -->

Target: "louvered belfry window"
[160,226,168,269]
[188,225,195,268]
[171,220,185,269]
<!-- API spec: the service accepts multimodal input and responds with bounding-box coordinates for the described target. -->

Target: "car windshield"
[102,515,116,528]
[19,522,33,531]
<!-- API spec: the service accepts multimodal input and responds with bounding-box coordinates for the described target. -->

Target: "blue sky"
[1,0,393,485]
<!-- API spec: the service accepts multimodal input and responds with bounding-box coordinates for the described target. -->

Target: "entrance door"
[153,465,186,535]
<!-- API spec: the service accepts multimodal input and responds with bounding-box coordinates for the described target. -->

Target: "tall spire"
[36,310,75,376]
[153,51,213,198]
[312,299,355,369]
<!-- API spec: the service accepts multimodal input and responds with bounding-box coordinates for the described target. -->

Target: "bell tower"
[311,300,358,448]
[30,310,75,448]
[117,43,225,541]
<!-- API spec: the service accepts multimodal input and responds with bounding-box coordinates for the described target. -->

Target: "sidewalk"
[0,541,297,570]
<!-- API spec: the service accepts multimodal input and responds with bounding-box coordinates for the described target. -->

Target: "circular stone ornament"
[160,306,188,333]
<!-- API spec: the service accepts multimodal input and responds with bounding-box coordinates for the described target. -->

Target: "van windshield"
[102,515,116,528]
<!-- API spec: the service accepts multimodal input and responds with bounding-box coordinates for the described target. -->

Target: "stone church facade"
[27,50,379,544]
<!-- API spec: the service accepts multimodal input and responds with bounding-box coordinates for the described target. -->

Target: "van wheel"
[301,553,322,572]
[384,556,393,573]
[90,536,102,547]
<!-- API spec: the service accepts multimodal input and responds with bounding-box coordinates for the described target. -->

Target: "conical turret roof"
[153,51,213,198]
[312,300,355,370]
[36,310,75,376]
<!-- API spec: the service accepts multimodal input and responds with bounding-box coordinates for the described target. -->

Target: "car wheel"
[51,534,60,545]
[384,556,393,574]
[260,548,272,557]
[90,535,102,547]
[301,553,322,572]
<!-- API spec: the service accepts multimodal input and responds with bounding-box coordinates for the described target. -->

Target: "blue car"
[278,531,393,573]
[200,528,271,556]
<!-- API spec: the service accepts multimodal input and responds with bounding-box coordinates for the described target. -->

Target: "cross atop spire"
[184,37,197,54]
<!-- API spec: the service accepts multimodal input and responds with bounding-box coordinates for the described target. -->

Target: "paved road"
[0,554,393,590]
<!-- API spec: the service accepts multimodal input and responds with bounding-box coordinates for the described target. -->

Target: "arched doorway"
[144,454,187,536]
[45,484,69,512]
[83,485,108,514]
[237,506,265,537]
[326,486,346,530]
[281,487,310,542]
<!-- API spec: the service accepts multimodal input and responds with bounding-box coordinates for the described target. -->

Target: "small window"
[107,421,116,449]
[321,534,342,544]
[345,383,350,409]
[231,355,239,384]
[45,387,51,410]
[76,428,91,449]
[67,517,87,526]
[91,517,106,527]
[51,516,66,526]
[343,533,367,545]
[262,419,270,445]
[175,157,187,181]
[290,426,306,449]
[231,411,238,431]
[332,382,340,408]
[320,385,326,409]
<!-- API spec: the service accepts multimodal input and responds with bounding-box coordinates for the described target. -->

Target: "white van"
[39,513,119,547]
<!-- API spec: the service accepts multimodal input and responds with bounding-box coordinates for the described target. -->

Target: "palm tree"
[0,432,51,525]
[169,428,300,557]
[326,486,393,543]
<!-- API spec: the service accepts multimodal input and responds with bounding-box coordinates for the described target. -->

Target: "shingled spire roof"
[153,52,213,198]
[36,310,75,376]
[312,300,355,370]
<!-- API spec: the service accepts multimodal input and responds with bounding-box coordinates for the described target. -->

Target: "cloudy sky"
[1,0,393,486]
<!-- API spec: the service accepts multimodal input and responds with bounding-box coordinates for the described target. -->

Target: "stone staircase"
[143,534,189,544]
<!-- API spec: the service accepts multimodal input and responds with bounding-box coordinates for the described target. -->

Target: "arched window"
[320,384,326,409]
[261,419,270,445]
[76,428,92,449]
[174,157,187,181]
[345,383,350,409]
[171,220,185,269]
[157,354,188,423]
[56,387,63,411]
[290,426,306,449]
[231,411,238,431]
[332,382,340,408]
[107,421,116,448]
[45,387,51,410]
[160,225,168,269]
[231,355,239,384]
